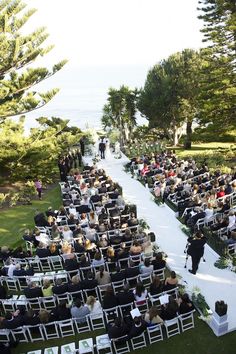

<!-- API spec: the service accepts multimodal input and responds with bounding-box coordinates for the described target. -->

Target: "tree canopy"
[138,49,202,146]
[101,86,139,147]
[0,0,67,122]
[197,0,236,128]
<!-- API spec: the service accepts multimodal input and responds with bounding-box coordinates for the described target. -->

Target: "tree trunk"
[184,120,192,149]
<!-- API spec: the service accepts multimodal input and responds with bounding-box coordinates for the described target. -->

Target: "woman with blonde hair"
[86,296,103,317]
[62,225,73,241]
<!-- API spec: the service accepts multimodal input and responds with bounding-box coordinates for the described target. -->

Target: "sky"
[18,0,204,130]
[23,0,204,67]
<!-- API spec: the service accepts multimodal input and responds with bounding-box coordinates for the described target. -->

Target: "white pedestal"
[210,312,228,336]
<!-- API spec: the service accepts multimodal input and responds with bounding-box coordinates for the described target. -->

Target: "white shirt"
[86,301,103,318]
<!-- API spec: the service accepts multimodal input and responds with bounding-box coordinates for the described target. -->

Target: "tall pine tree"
[197,0,236,128]
[0,0,67,122]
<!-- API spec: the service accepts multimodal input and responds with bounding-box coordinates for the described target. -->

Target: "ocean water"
[21,65,150,132]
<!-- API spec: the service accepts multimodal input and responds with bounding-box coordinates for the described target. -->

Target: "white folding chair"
[82,287,99,302]
[44,347,59,354]
[27,297,42,311]
[26,324,45,342]
[130,331,147,350]
[41,296,57,310]
[50,256,64,271]
[28,258,41,272]
[148,294,162,310]
[42,322,60,340]
[146,324,163,344]
[164,317,180,338]
[103,306,120,325]
[2,298,17,313]
[0,329,11,342]
[27,351,41,354]
[61,342,76,354]
[96,334,112,354]
[58,318,75,337]
[112,280,125,295]
[5,277,20,291]
[89,313,106,330]
[79,337,94,354]
[134,299,149,314]
[139,274,152,289]
[153,267,165,281]
[97,284,111,302]
[73,315,91,333]
[11,326,29,343]
[118,302,134,318]
[111,335,130,354]
[178,310,195,332]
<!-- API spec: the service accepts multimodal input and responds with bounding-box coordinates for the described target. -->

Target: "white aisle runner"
[85,152,236,333]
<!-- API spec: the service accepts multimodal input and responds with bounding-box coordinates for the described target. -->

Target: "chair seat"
[96,334,111,350]
[61,342,76,354]
[44,347,59,354]
[79,337,94,354]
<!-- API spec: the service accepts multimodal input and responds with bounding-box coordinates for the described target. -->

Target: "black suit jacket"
[80,279,98,290]
[35,248,51,258]
[111,271,126,282]
[52,284,68,295]
[24,286,43,299]
[117,291,135,305]
[2,316,24,329]
[125,267,140,279]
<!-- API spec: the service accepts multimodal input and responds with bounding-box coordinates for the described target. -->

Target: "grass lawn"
[11,315,236,354]
[0,185,61,248]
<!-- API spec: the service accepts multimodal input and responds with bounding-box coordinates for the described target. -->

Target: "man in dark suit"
[187,231,207,275]
[117,284,135,305]
[64,254,80,272]
[111,267,126,282]
[2,311,24,329]
[52,278,68,295]
[24,282,43,298]
[128,317,147,339]
[80,272,98,289]
[35,244,51,258]
[99,139,106,159]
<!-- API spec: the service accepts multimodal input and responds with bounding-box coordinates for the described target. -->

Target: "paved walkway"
[85,152,236,333]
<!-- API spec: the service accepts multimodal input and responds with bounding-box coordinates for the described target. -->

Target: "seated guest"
[117,284,135,305]
[68,275,81,294]
[150,275,163,296]
[116,242,129,259]
[130,240,142,255]
[86,296,103,317]
[106,246,117,262]
[92,251,105,267]
[73,236,86,253]
[42,279,53,297]
[49,243,60,256]
[61,242,74,260]
[140,258,154,275]
[35,242,51,258]
[152,252,166,270]
[163,271,178,291]
[62,225,73,242]
[51,300,71,321]
[128,316,147,338]
[133,282,148,304]
[108,317,129,339]
[103,285,119,309]
[64,254,80,273]
[111,267,126,282]
[144,306,163,326]
[45,206,57,218]
[24,282,43,298]
[95,265,111,285]
[34,211,48,227]
[52,278,68,295]
[13,263,34,277]
[23,309,40,325]
[161,296,179,320]
[126,262,140,280]
[79,254,91,268]
[38,309,52,324]
[80,272,98,290]
[1,310,24,329]
[178,293,194,314]
[70,298,90,323]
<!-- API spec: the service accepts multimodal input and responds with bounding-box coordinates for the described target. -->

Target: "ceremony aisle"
[85,152,236,334]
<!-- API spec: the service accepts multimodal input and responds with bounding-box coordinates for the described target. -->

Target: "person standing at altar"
[99,138,106,159]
